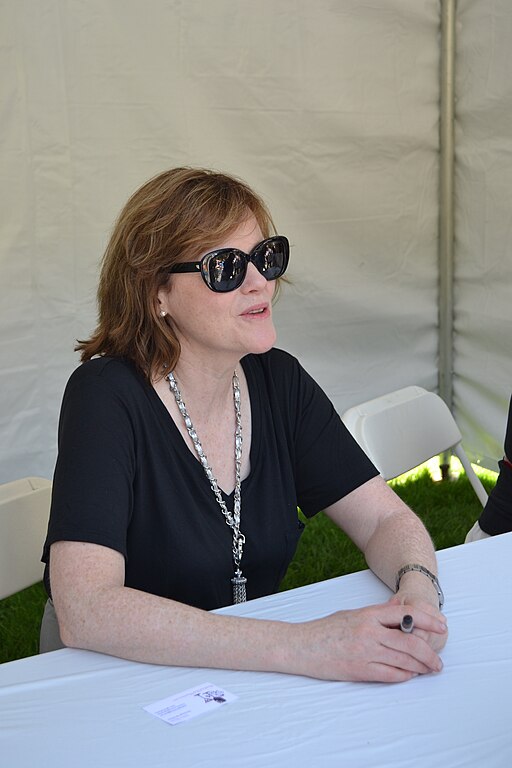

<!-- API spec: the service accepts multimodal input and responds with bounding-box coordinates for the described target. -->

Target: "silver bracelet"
[395,563,444,610]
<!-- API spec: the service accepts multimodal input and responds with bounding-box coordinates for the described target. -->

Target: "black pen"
[400,614,414,633]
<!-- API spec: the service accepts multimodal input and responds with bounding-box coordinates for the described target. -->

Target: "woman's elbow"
[53,600,87,648]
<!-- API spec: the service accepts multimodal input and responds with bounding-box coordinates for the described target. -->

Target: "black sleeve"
[479,460,512,535]
[42,364,136,564]
[266,350,379,517]
[479,396,512,536]
[504,396,512,458]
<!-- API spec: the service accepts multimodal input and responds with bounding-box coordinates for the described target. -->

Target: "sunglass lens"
[252,237,288,280]
[204,250,246,292]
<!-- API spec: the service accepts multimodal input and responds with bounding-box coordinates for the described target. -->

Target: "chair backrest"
[342,386,488,507]
[0,477,51,600]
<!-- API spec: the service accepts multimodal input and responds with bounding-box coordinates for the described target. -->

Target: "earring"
[160,310,167,317]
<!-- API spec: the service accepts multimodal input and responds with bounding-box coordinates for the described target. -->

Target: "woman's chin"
[249,328,277,355]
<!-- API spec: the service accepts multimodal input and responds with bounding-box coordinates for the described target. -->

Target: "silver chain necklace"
[166,370,247,604]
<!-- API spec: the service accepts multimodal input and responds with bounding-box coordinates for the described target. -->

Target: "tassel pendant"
[231,569,247,604]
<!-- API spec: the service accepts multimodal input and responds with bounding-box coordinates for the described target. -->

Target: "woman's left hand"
[389,588,448,653]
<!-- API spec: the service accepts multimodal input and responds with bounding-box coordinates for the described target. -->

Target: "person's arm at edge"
[468,454,512,540]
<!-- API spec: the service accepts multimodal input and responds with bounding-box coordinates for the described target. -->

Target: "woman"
[41,167,447,682]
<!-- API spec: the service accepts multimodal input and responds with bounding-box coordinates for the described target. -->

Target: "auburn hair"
[76,167,276,379]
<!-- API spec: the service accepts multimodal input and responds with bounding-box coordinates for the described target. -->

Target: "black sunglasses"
[168,235,290,293]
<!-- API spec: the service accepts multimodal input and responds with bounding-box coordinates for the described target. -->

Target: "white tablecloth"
[1,534,511,767]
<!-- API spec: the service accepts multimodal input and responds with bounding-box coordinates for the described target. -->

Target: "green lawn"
[0,462,497,665]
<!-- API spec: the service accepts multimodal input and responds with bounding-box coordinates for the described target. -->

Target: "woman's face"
[158,216,278,369]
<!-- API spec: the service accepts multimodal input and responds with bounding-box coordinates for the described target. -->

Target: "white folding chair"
[341,386,488,507]
[0,477,51,600]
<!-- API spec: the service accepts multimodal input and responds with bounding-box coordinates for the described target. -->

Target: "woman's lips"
[241,304,270,318]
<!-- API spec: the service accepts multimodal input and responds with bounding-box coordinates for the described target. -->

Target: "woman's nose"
[241,261,269,292]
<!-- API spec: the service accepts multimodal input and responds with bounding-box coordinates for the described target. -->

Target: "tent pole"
[438,0,456,478]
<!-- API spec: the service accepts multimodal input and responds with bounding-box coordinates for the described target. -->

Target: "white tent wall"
[454,0,512,469]
[0,0,509,485]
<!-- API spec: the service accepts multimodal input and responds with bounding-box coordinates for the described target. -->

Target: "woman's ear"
[156,287,170,318]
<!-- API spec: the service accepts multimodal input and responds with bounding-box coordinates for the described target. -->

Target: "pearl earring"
[160,310,167,317]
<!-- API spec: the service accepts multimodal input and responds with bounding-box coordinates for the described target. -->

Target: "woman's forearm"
[51,541,290,671]
[364,505,438,590]
[59,582,296,670]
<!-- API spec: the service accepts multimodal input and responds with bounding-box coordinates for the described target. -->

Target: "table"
[1,534,511,767]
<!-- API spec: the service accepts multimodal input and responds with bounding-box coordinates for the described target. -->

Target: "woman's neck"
[166,351,242,419]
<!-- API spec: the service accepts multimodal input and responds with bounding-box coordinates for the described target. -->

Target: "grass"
[0,461,497,665]
[0,581,47,664]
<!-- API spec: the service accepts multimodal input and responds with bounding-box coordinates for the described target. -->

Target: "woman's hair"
[76,167,277,379]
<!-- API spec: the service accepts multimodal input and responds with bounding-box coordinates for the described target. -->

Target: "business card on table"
[144,682,237,726]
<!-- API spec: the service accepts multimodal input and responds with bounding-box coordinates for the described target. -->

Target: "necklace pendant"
[231,569,247,604]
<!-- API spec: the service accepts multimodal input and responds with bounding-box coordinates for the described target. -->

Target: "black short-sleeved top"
[42,348,377,610]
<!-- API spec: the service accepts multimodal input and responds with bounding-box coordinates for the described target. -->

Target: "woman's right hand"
[286,602,446,683]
